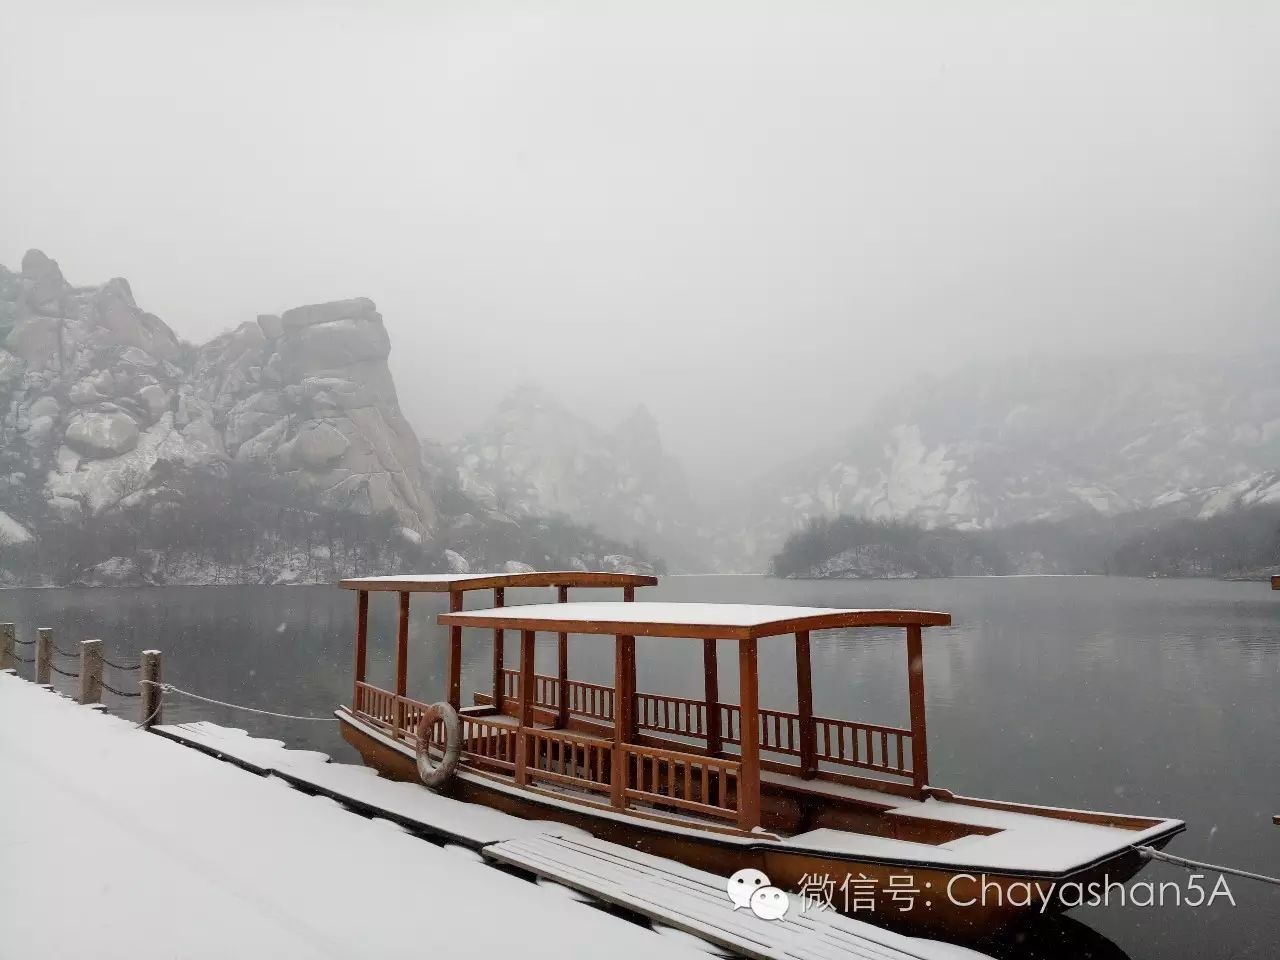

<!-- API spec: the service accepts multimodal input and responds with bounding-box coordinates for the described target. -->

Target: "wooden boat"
[334,572,1184,937]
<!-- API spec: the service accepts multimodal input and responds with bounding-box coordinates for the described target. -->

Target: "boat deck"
[766,770,1183,874]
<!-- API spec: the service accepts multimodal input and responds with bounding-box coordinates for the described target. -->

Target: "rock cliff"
[0,250,435,583]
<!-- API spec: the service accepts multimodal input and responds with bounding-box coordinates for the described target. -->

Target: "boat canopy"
[338,571,658,593]
[438,601,951,640]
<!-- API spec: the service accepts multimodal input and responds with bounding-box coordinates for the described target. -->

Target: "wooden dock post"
[0,623,14,671]
[35,628,52,685]
[140,650,162,726]
[79,638,103,704]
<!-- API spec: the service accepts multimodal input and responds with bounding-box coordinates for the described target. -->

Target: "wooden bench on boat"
[333,574,1184,937]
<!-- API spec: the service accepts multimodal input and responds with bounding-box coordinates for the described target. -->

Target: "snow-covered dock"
[1,672,985,960]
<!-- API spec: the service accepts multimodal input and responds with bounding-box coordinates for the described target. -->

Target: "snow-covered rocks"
[65,408,140,458]
[0,510,33,546]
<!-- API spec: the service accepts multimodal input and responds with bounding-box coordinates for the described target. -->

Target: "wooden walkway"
[154,719,986,960]
[486,833,984,960]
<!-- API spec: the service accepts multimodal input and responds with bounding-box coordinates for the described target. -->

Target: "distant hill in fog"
[771,507,1280,580]
[733,354,1280,570]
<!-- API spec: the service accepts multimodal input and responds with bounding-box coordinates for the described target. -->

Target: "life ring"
[415,702,461,789]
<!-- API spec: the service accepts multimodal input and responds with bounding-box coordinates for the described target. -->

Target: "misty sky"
[4,2,1279,492]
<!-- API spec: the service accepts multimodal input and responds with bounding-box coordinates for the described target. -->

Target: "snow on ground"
[0,673,707,960]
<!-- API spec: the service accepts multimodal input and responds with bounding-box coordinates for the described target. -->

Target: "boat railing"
[622,742,740,820]
[354,677,909,818]
[636,691,706,737]
[521,728,613,794]
[457,714,519,771]
[500,667,615,718]
[492,671,915,782]
[813,716,913,777]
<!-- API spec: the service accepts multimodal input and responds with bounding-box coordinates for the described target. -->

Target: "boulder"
[0,349,24,388]
[5,316,62,367]
[65,409,140,458]
[293,421,350,468]
[257,314,284,340]
[282,312,390,373]
[280,298,377,332]
[444,549,470,573]
[69,369,117,404]
[138,383,169,420]
[94,284,179,360]
[20,249,67,314]
[0,510,34,547]
[503,560,537,574]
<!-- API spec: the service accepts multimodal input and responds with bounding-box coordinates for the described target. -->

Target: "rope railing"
[49,662,79,678]
[103,656,141,671]
[53,643,80,659]
[13,635,35,646]
[12,652,34,664]
[142,681,332,722]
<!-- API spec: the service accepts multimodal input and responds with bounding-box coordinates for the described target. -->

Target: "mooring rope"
[136,686,164,729]
[140,681,333,722]
[1135,846,1280,887]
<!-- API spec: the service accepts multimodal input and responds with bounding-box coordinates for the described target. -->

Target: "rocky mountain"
[447,386,715,570]
[0,250,663,585]
[743,353,1280,568]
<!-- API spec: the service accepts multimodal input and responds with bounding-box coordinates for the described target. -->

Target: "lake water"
[4,575,1277,958]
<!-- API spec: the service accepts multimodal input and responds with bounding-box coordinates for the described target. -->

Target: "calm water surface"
[4,576,1278,958]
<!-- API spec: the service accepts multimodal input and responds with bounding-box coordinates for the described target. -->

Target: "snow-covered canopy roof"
[338,572,658,593]
[438,601,951,640]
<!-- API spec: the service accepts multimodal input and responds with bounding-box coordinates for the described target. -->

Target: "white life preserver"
[415,702,461,789]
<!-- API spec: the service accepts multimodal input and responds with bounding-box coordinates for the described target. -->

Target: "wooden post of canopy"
[556,585,569,728]
[906,624,930,794]
[491,587,505,711]
[795,630,816,779]
[611,633,636,808]
[737,637,761,831]
[623,585,635,602]
[394,591,409,739]
[447,590,463,709]
[353,590,368,710]
[703,639,721,756]
[515,629,535,786]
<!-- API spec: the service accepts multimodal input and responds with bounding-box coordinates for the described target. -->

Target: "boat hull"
[338,711,1174,938]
